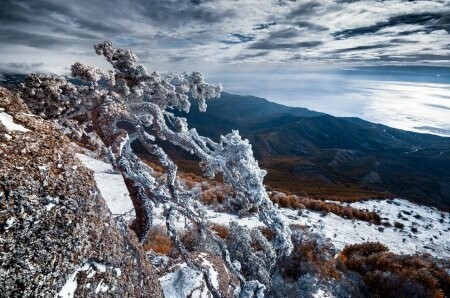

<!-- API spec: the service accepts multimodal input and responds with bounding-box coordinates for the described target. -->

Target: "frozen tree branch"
[18,41,292,297]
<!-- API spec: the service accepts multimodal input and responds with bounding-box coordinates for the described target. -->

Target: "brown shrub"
[278,227,340,281]
[269,191,381,224]
[199,183,233,206]
[201,189,216,205]
[342,242,389,258]
[258,226,275,242]
[394,221,405,229]
[340,242,450,297]
[180,226,202,252]
[209,223,229,239]
[143,225,172,255]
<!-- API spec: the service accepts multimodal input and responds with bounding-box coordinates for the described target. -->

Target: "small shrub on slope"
[341,242,450,297]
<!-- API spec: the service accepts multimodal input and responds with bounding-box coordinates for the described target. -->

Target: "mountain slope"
[164,93,450,209]
[2,74,448,209]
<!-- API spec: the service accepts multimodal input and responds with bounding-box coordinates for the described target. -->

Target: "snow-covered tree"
[19,41,292,297]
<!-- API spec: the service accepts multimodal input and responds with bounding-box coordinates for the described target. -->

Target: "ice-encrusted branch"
[18,41,292,296]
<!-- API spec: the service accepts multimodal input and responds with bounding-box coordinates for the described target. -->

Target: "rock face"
[0,87,163,297]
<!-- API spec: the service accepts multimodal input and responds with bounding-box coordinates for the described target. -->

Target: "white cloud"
[0,0,449,73]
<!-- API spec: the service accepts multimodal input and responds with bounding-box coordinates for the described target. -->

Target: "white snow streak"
[57,261,110,298]
[76,153,133,217]
[0,112,29,132]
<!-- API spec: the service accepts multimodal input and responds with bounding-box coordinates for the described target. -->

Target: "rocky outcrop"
[0,87,163,297]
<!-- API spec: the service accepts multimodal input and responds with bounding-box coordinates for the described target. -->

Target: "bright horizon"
[1,0,449,137]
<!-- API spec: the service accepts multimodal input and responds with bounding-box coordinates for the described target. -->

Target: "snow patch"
[159,265,210,298]
[201,257,219,289]
[313,288,333,298]
[282,199,450,258]
[114,268,122,277]
[4,217,15,230]
[57,261,109,298]
[0,112,29,132]
[159,254,220,298]
[57,263,90,298]
[76,154,134,217]
[45,203,56,211]
[203,198,450,259]
[76,153,113,173]
[94,280,109,294]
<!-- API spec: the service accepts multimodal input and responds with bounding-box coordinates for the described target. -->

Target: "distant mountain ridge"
[1,75,448,209]
[163,93,450,210]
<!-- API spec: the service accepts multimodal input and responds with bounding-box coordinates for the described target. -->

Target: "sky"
[0,0,449,73]
[209,66,450,137]
[0,0,449,136]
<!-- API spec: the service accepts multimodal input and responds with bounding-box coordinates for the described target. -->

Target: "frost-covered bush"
[269,226,367,298]
[227,223,277,286]
[19,41,292,297]
[275,226,338,281]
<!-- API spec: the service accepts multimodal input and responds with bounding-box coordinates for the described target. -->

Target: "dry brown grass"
[278,226,340,281]
[258,226,275,242]
[208,223,229,239]
[340,242,450,297]
[143,225,172,255]
[260,157,392,202]
[270,191,381,224]
[200,188,229,205]
[141,154,392,203]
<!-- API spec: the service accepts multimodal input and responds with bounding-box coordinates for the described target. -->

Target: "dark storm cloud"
[377,54,450,62]
[331,44,394,53]
[287,1,322,18]
[0,62,45,73]
[268,28,301,39]
[230,51,270,61]
[4,62,44,70]
[137,0,235,25]
[253,21,277,31]
[424,103,450,111]
[390,38,418,44]
[0,0,449,70]
[294,21,328,31]
[249,40,323,50]
[333,12,449,39]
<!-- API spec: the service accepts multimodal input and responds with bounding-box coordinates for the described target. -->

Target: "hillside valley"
[139,92,450,210]
[2,74,449,208]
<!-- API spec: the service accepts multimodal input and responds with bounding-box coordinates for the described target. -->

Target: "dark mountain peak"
[173,93,450,209]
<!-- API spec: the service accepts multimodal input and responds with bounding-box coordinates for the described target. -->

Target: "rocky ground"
[1,86,449,297]
[0,87,163,297]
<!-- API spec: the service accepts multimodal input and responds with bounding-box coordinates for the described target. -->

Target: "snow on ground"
[159,264,208,298]
[76,154,134,218]
[313,288,333,298]
[73,153,449,259]
[339,199,450,257]
[158,254,220,298]
[57,261,110,298]
[204,199,450,259]
[0,111,29,132]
